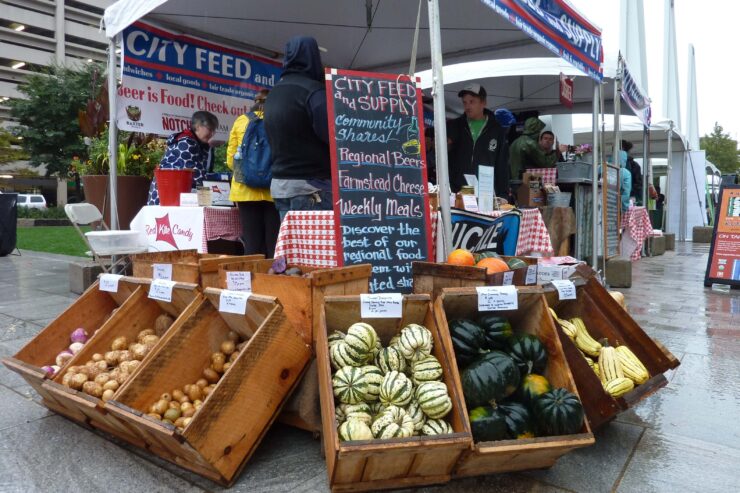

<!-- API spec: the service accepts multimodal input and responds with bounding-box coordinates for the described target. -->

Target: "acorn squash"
[533,387,585,436]
[499,401,536,439]
[469,405,508,442]
[477,314,514,350]
[507,334,548,376]
[448,319,487,367]
[461,351,520,408]
[516,373,552,408]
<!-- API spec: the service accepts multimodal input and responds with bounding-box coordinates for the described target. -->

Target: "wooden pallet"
[433,287,595,477]
[317,295,472,493]
[132,250,264,288]
[544,276,680,430]
[104,289,311,486]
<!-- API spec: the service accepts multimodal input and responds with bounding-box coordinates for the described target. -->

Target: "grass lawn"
[17,226,91,257]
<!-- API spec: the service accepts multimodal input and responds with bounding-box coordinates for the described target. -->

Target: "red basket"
[155,168,194,206]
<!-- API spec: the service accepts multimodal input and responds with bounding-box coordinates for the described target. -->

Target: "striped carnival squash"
[421,418,453,436]
[330,340,370,370]
[371,405,415,439]
[448,318,487,367]
[533,387,585,436]
[336,402,373,425]
[374,345,407,374]
[397,324,434,362]
[332,366,370,404]
[507,334,548,376]
[405,399,426,432]
[359,365,384,401]
[415,381,453,419]
[338,419,373,441]
[461,351,520,408]
[379,370,414,406]
[410,355,444,385]
[477,314,514,350]
[328,330,346,347]
[344,322,378,359]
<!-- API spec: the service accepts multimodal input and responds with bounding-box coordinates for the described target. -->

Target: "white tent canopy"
[571,114,687,156]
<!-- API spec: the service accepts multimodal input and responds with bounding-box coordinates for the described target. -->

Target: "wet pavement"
[0,244,738,492]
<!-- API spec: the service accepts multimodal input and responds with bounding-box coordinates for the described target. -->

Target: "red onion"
[70,328,89,344]
[41,365,56,377]
[55,350,74,367]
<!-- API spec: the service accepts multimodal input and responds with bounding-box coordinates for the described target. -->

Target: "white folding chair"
[65,203,148,273]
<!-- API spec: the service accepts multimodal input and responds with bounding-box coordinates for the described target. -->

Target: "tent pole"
[663,123,673,235]
[679,133,687,241]
[591,81,600,271]
[643,125,650,256]
[427,0,452,257]
[108,36,119,230]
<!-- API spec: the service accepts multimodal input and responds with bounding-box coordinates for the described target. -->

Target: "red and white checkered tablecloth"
[274,208,553,267]
[526,168,557,185]
[621,206,653,261]
[202,206,242,252]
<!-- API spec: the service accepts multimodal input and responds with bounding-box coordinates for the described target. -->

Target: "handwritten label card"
[219,290,251,315]
[179,193,199,207]
[360,293,403,318]
[462,194,479,212]
[326,69,432,294]
[148,279,177,302]
[226,271,252,292]
[551,279,577,300]
[526,265,538,285]
[502,271,514,286]
[99,274,123,293]
[477,285,518,311]
[152,263,172,280]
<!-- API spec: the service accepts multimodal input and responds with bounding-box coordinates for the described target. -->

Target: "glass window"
[31,196,44,203]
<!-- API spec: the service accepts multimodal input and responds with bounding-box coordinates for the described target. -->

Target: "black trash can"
[0,193,18,256]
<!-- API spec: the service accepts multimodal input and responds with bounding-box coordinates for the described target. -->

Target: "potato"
[226,331,240,343]
[195,378,208,389]
[95,360,108,372]
[160,392,172,402]
[153,399,169,415]
[103,380,119,391]
[229,351,240,363]
[94,373,110,385]
[237,341,248,351]
[137,329,155,342]
[86,364,102,379]
[168,400,181,410]
[162,419,174,426]
[220,340,236,356]
[141,335,160,347]
[82,381,103,398]
[154,314,174,335]
[62,372,75,387]
[104,351,120,367]
[203,368,219,384]
[211,352,226,365]
[181,406,196,418]
[91,353,104,363]
[70,373,88,390]
[76,366,91,377]
[102,389,115,401]
[174,417,186,427]
[163,407,181,421]
[211,361,225,374]
[222,362,231,373]
[182,417,192,427]
[67,365,81,374]
[172,389,185,402]
[147,413,162,421]
[130,343,148,361]
[193,399,203,409]
[117,350,133,363]
[126,360,141,373]
[111,336,128,351]
[114,372,128,385]
[187,386,202,402]
[183,384,193,395]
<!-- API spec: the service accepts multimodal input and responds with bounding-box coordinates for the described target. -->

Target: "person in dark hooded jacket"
[509,117,551,180]
[263,36,332,220]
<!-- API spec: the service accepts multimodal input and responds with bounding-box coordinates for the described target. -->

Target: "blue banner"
[621,60,651,126]
[450,208,521,256]
[485,0,603,82]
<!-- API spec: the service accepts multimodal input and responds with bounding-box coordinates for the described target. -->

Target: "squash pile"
[330,322,455,441]
[549,309,649,398]
[448,315,585,442]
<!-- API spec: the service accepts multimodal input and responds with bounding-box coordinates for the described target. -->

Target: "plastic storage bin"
[85,230,148,255]
[557,161,592,181]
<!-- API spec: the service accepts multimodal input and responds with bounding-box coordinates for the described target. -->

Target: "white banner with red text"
[130,205,205,253]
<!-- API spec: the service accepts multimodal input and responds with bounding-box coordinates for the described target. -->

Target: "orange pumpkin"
[447,248,475,266]
[476,257,510,274]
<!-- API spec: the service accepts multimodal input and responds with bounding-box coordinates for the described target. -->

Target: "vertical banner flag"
[620,57,652,126]
[118,21,282,140]
[326,69,433,293]
[485,0,603,81]
[559,73,574,108]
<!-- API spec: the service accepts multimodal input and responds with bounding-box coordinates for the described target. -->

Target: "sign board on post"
[603,164,620,258]
[704,185,740,287]
[326,69,433,293]
[559,73,574,108]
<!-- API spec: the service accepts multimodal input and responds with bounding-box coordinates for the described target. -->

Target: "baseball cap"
[458,83,486,99]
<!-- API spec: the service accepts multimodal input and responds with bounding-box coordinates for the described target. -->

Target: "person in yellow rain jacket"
[226,89,280,257]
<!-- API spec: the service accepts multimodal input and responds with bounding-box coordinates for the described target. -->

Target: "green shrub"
[17,206,68,219]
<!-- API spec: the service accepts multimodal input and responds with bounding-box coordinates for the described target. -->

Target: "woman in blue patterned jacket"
[147,111,219,205]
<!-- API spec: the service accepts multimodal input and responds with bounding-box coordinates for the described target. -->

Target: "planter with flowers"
[572,144,593,164]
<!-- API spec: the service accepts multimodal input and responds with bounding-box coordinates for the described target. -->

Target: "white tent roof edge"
[103,0,166,38]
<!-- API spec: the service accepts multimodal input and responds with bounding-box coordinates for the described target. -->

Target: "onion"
[55,350,74,367]
[68,342,84,355]
[50,365,61,375]
[102,389,115,401]
[70,328,89,344]
[41,365,55,377]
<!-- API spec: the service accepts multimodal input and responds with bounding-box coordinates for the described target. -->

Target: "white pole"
[591,81,600,270]
[664,123,674,235]
[679,133,687,241]
[108,37,119,229]
[427,0,452,256]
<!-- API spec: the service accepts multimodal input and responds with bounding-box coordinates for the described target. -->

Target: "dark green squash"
[517,373,553,408]
[506,257,529,270]
[469,405,508,442]
[533,387,585,436]
[508,334,548,375]
[474,251,501,263]
[499,401,536,439]
[461,351,520,408]
[476,314,514,350]
[448,319,487,367]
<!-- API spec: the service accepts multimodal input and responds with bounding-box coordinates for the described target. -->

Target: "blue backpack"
[234,112,272,188]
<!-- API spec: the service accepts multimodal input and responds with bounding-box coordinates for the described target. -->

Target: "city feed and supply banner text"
[118,21,282,141]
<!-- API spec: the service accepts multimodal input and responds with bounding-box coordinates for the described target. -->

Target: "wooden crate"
[1,279,141,423]
[544,276,680,430]
[41,279,201,444]
[105,289,311,485]
[413,259,536,300]
[317,295,472,493]
[433,287,595,477]
[132,250,264,288]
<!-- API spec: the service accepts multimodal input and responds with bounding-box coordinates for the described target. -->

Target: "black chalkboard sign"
[603,163,620,258]
[326,69,433,293]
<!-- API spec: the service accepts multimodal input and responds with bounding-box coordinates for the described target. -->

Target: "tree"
[0,128,29,164]
[700,122,740,174]
[9,63,106,177]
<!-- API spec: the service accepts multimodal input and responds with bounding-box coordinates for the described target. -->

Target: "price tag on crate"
[99,274,123,293]
[152,263,173,280]
[148,279,177,302]
[551,279,577,300]
[219,290,251,315]
[361,293,403,318]
[226,271,252,292]
[502,271,514,286]
[476,285,518,311]
[525,265,538,285]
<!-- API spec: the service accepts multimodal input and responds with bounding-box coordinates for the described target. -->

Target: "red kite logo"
[154,214,178,248]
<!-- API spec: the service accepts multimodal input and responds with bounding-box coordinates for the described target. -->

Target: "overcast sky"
[568,0,739,142]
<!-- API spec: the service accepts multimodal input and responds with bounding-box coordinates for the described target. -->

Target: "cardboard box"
[517,173,546,207]
[202,180,233,206]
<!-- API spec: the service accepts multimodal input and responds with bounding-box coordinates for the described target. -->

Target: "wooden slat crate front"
[105,289,311,485]
[132,250,264,288]
[317,295,472,493]
[41,279,201,444]
[544,276,680,430]
[433,288,595,477]
[1,279,141,423]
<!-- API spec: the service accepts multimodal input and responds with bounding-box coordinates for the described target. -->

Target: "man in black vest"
[621,140,643,205]
[264,36,332,221]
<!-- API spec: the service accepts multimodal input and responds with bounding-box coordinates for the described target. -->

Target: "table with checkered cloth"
[202,207,242,252]
[621,206,653,261]
[274,208,553,267]
[526,168,557,185]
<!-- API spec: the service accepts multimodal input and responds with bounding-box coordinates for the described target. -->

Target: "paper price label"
[502,271,514,286]
[477,285,518,311]
[148,279,177,302]
[219,290,251,315]
[361,293,403,318]
[152,263,173,280]
[99,274,123,293]
[525,265,538,285]
[551,279,577,300]
[226,271,252,292]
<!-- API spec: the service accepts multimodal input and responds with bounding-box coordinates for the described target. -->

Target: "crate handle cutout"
[360,293,403,318]
[476,285,518,311]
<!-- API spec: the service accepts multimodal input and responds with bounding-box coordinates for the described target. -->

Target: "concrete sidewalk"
[1,245,738,492]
